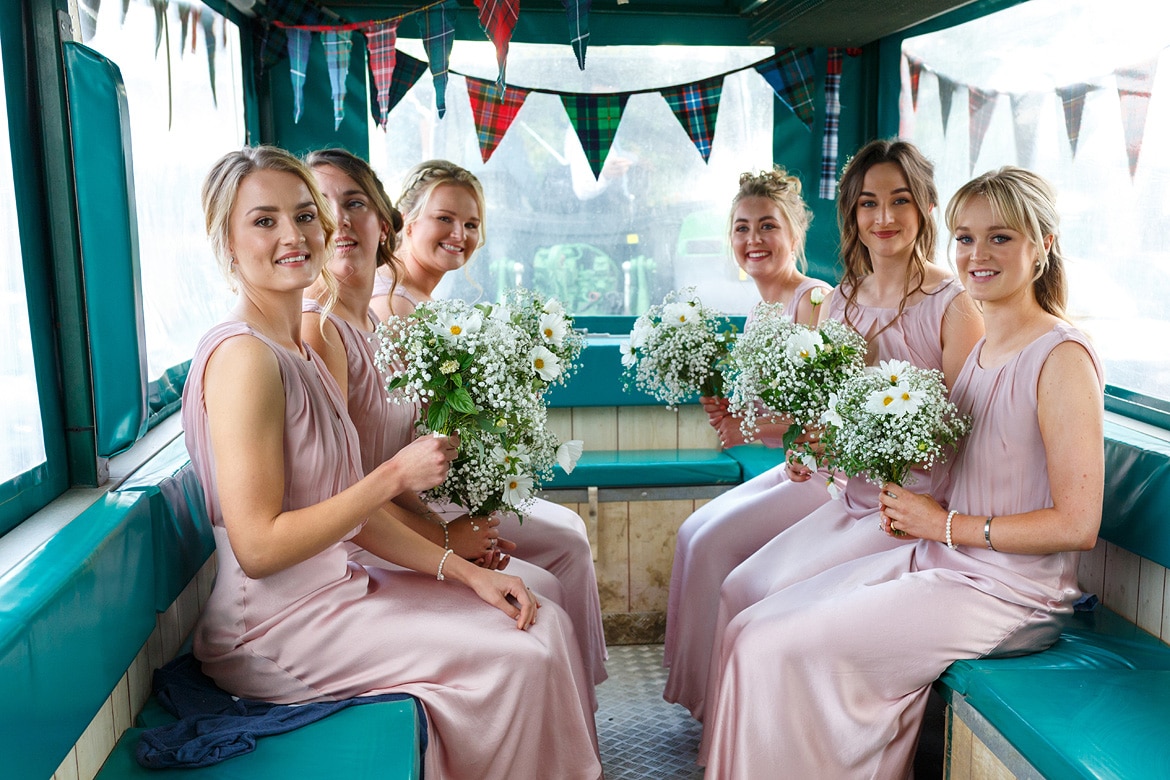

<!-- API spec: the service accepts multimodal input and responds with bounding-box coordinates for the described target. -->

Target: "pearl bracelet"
[945,509,958,550]
[436,548,454,581]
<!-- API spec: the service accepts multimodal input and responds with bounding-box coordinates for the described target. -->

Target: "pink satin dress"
[702,324,1100,779]
[662,277,838,721]
[184,321,601,780]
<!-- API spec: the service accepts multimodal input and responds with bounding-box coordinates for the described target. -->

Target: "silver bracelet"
[985,516,996,551]
[945,509,957,550]
[436,548,455,581]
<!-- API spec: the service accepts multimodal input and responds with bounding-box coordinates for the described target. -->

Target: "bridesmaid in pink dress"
[662,168,836,721]
[369,159,608,688]
[702,167,1103,778]
[186,146,601,780]
[692,141,983,748]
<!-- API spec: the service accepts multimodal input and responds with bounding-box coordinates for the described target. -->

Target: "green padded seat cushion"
[723,444,787,481]
[941,607,1170,696]
[544,449,742,489]
[96,699,422,780]
[959,669,1170,780]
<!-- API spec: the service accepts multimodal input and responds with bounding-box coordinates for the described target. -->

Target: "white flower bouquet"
[375,292,583,517]
[724,302,868,453]
[820,359,971,487]
[498,288,586,392]
[621,289,737,408]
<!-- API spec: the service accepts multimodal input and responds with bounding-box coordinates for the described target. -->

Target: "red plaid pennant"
[968,87,998,174]
[661,76,724,162]
[474,0,519,87]
[1116,58,1158,179]
[466,76,530,162]
[362,20,400,128]
[906,54,924,111]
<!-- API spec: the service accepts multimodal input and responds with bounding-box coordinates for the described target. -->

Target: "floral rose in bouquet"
[375,292,583,517]
[724,301,867,462]
[819,359,971,487]
[620,289,737,408]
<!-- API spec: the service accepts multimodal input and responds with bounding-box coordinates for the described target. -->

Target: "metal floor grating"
[596,644,705,779]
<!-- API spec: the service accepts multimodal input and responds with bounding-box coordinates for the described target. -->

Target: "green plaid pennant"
[561,93,629,178]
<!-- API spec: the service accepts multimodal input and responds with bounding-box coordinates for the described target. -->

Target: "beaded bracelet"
[945,510,958,550]
[442,519,450,550]
[985,516,996,551]
[436,548,454,581]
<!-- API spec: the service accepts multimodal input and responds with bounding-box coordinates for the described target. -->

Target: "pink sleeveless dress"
[702,324,1101,778]
[183,321,601,780]
[345,287,608,688]
[662,277,838,721]
[696,277,968,746]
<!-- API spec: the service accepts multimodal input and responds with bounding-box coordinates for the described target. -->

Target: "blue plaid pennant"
[417,0,458,118]
[322,30,353,130]
[286,28,310,123]
[755,48,816,128]
[662,76,724,162]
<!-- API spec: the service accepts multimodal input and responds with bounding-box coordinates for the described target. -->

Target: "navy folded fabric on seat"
[136,653,427,769]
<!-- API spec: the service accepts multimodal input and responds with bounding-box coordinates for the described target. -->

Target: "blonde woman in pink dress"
[186,146,601,780]
[696,140,984,763]
[369,159,608,688]
[662,168,836,721]
[702,167,1103,779]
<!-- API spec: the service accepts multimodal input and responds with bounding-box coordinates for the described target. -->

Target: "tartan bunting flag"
[937,75,957,135]
[563,0,592,70]
[256,0,330,74]
[202,11,218,106]
[417,0,458,118]
[1009,92,1043,169]
[121,0,130,23]
[968,87,998,173]
[475,0,519,87]
[323,30,354,130]
[383,52,429,118]
[466,77,530,162]
[819,48,843,199]
[755,47,816,128]
[906,54,924,111]
[179,4,192,55]
[152,0,166,57]
[1056,83,1093,157]
[1116,58,1158,179]
[363,20,401,128]
[287,28,311,123]
[562,93,630,178]
[662,76,724,163]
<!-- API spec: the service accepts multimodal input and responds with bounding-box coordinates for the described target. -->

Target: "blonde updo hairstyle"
[201,145,339,314]
[836,139,938,331]
[396,159,487,251]
[729,167,813,272]
[945,166,1067,319]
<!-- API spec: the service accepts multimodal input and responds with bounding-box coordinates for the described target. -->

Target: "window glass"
[0,31,47,483]
[87,0,243,380]
[371,42,774,316]
[901,0,1170,400]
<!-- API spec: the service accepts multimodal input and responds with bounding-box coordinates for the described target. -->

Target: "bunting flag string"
[364,20,402,129]
[475,0,520,87]
[967,87,998,173]
[662,77,724,162]
[465,77,530,162]
[417,0,457,118]
[755,48,816,129]
[1115,58,1158,179]
[287,28,311,123]
[322,31,354,130]
[819,48,843,200]
[563,0,592,71]
[561,93,629,178]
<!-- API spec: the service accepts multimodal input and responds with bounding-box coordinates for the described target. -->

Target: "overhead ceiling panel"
[746,0,979,46]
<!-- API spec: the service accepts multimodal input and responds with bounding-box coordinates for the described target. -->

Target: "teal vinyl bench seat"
[96,697,422,780]
[723,444,788,481]
[544,449,743,490]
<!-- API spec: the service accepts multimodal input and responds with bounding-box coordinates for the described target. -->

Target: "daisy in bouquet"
[621,289,737,408]
[723,301,868,464]
[374,292,583,517]
[819,358,971,488]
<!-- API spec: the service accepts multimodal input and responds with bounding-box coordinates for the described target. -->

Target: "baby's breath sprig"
[820,359,971,487]
[620,289,737,409]
[724,303,868,459]
[374,292,584,517]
